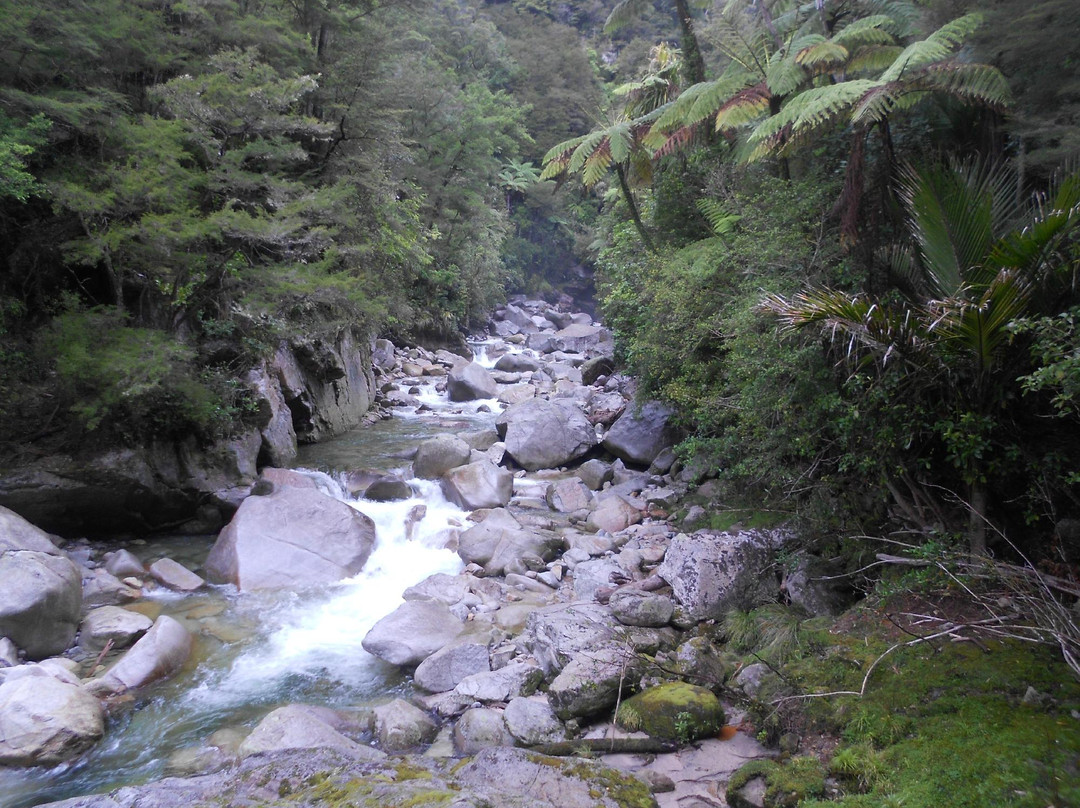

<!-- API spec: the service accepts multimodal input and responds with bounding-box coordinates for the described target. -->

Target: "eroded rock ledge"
[0,328,376,538]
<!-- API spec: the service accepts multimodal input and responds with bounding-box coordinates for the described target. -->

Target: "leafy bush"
[39,306,246,439]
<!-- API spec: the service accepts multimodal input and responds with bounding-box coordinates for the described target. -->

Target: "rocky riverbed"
[0,296,851,808]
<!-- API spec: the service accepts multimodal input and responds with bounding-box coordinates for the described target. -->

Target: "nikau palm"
[763,162,1080,553]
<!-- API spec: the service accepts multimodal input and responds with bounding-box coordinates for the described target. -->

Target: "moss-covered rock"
[614,682,725,742]
[726,757,826,808]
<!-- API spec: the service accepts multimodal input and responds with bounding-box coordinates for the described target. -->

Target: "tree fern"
[696,197,742,239]
[604,0,651,33]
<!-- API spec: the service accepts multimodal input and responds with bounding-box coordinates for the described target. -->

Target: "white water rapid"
[0,340,511,808]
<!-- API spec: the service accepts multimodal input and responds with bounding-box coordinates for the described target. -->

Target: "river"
[0,342,506,808]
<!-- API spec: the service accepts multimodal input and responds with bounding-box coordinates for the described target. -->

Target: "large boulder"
[205,485,376,590]
[452,657,544,703]
[601,400,678,466]
[441,460,513,510]
[372,699,437,752]
[447,362,498,401]
[414,642,491,693]
[585,495,642,533]
[0,507,82,659]
[0,672,105,766]
[548,647,642,720]
[494,353,540,373]
[545,479,593,513]
[238,704,383,760]
[78,606,153,653]
[615,682,725,741]
[362,601,465,667]
[548,324,612,355]
[497,398,598,471]
[413,436,472,480]
[452,707,514,754]
[87,615,193,696]
[657,531,783,620]
[781,553,853,617]
[609,589,674,628]
[523,602,619,675]
[504,695,567,746]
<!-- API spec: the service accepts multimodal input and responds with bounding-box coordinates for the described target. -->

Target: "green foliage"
[39,307,245,437]
[0,112,49,202]
[598,170,851,510]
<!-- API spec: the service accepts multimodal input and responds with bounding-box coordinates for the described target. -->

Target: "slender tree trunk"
[672,0,706,84]
[968,481,988,555]
[615,163,656,253]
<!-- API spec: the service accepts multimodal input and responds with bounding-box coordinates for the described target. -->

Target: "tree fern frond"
[767,53,808,96]
[567,130,608,174]
[582,142,613,187]
[846,44,904,74]
[831,15,897,49]
[750,80,876,147]
[796,40,849,70]
[920,63,1013,110]
[648,125,700,159]
[608,121,633,164]
[541,133,589,166]
[696,198,742,239]
[879,13,983,82]
[714,83,772,131]
[604,0,651,33]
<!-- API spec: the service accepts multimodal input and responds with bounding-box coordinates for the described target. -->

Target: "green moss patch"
[615,682,725,742]
[726,757,826,807]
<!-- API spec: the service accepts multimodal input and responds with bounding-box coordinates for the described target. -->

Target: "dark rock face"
[0,329,374,538]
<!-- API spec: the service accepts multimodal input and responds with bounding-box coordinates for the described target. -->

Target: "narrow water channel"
[1,343,506,808]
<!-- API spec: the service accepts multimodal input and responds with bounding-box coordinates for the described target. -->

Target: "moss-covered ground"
[727,593,1080,807]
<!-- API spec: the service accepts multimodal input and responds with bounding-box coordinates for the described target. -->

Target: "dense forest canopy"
[1,0,1078,561]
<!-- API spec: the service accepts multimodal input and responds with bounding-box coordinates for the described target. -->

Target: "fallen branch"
[529,738,679,756]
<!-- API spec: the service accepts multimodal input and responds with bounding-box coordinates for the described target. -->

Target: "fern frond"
[696,198,742,239]
[879,13,983,82]
[920,62,1013,110]
[750,80,876,147]
[607,121,633,164]
[796,40,849,70]
[714,83,772,131]
[647,125,699,159]
[582,141,612,187]
[846,44,904,74]
[604,0,651,33]
[567,130,608,174]
[541,133,588,166]
[766,53,808,96]
[831,15,897,49]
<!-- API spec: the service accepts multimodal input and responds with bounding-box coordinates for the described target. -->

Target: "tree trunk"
[672,0,706,85]
[968,481,988,555]
[615,163,656,253]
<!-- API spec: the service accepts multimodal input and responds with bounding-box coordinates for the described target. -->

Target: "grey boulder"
[441,460,513,510]
[86,615,193,696]
[413,436,472,480]
[0,671,104,766]
[361,601,464,667]
[497,398,598,471]
[447,362,498,401]
[0,508,82,659]
[205,486,376,590]
[601,400,678,466]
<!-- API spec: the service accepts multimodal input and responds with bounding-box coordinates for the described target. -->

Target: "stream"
[1,343,507,808]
